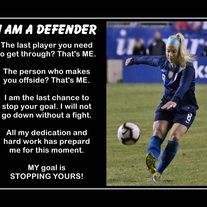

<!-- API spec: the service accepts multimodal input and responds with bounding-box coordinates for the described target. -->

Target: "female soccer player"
[125,32,199,182]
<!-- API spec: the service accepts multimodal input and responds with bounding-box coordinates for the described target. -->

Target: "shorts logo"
[185,113,192,124]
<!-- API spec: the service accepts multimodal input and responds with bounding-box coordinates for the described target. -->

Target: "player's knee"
[153,129,164,139]
[169,123,188,140]
[169,135,179,142]
[153,121,168,139]
[170,131,183,140]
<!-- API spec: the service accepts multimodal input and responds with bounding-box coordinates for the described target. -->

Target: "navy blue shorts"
[154,104,196,129]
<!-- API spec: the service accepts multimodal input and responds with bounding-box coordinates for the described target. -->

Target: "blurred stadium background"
[107,21,207,186]
[107,21,207,84]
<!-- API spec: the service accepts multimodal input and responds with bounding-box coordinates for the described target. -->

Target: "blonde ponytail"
[169,33,196,68]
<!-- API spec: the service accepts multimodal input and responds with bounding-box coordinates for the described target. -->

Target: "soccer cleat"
[152,172,161,182]
[146,153,156,174]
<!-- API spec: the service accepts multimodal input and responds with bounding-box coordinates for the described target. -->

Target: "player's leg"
[146,104,173,174]
[146,104,174,174]
[156,112,195,177]
[146,120,171,173]
[154,123,187,180]
[147,120,171,158]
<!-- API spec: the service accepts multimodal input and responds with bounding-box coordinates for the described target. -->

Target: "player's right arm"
[125,56,166,67]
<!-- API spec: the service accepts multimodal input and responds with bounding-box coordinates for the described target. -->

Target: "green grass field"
[107,83,207,187]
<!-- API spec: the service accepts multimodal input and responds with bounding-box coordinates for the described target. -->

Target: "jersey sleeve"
[132,56,166,67]
[171,65,195,103]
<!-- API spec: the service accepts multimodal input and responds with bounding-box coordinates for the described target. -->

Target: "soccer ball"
[117,122,141,145]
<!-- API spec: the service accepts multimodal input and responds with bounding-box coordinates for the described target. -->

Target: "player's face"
[166,45,179,64]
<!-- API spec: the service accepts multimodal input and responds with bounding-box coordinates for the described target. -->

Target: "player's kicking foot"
[146,153,156,174]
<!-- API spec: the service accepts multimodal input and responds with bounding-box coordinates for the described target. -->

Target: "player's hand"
[161,101,177,110]
[125,58,134,66]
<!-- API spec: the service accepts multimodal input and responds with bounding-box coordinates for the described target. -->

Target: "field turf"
[107,83,207,187]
